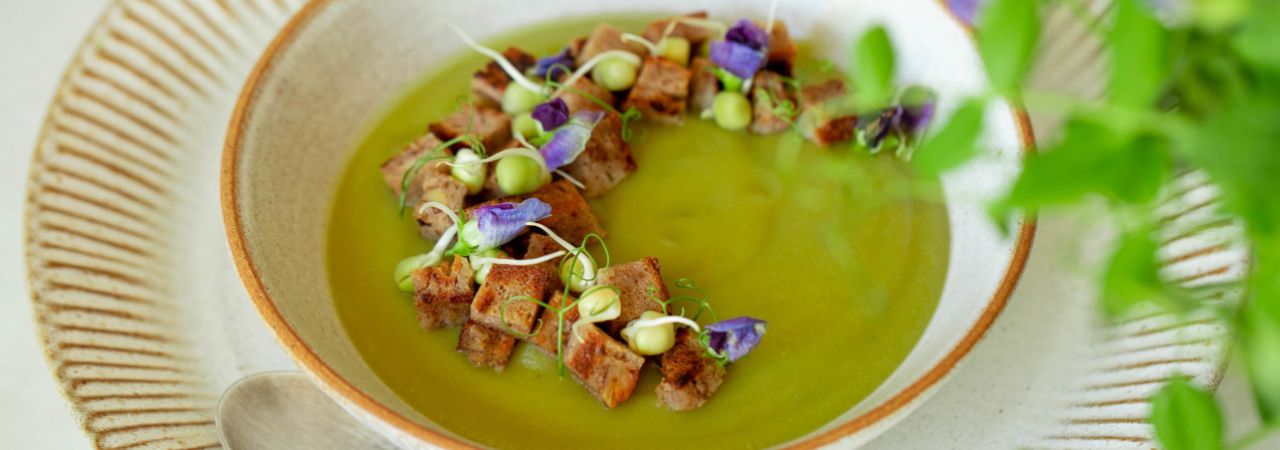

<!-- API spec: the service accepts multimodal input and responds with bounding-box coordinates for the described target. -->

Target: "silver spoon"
[216,372,401,450]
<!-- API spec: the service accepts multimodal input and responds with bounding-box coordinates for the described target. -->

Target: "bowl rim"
[220,1,1037,448]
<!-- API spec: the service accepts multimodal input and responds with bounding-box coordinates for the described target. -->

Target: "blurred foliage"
[855,0,1280,447]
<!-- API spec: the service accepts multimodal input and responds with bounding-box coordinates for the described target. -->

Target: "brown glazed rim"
[220,1,1038,448]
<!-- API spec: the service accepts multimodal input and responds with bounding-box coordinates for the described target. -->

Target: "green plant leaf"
[1183,98,1280,237]
[851,26,895,110]
[1243,243,1280,423]
[1233,1,1280,74]
[1109,0,1169,109]
[977,0,1040,94]
[1101,227,1163,318]
[1150,376,1225,450]
[911,100,985,176]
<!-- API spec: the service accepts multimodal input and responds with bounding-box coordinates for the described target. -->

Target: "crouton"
[750,71,796,135]
[755,20,798,75]
[470,180,606,245]
[457,321,516,371]
[555,75,616,114]
[626,57,691,125]
[564,323,645,408]
[470,264,547,336]
[428,104,512,154]
[567,36,588,62]
[642,11,716,46]
[411,256,476,330]
[687,57,719,115]
[524,233,566,293]
[563,111,636,198]
[657,328,727,411]
[597,257,668,334]
[379,133,452,204]
[799,79,858,147]
[577,24,648,67]
[472,47,538,106]
[529,291,581,356]
[413,171,468,241]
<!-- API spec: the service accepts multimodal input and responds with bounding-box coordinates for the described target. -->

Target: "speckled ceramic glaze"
[25,0,1246,448]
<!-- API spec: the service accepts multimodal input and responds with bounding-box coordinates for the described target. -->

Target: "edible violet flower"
[859,106,904,149]
[725,19,770,51]
[453,198,552,254]
[947,0,983,25]
[539,110,604,170]
[902,101,936,134]
[709,19,771,80]
[532,46,575,80]
[532,98,570,131]
[705,317,767,363]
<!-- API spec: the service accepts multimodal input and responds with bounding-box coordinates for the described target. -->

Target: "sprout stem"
[417,201,462,226]
[620,33,660,54]
[437,19,545,94]
[629,315,702,333]
[526,222,597,289]
[553,50,642,97]
[554,169,586,189]
[766,0,780,34]
[471,250,566,268]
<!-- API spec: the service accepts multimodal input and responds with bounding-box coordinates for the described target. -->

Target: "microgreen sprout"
[572,285,622,341]
[620,33,661,55]
[438,18,545,95]
[397,136,467,215]
[416,202,463,259]
[649,278,719,322]
[621,310,701,355]
[526,222,597,288]
[554,50,642,96]
[498,295,546,339]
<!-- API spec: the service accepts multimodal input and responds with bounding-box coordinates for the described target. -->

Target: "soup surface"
[328,15,951,449]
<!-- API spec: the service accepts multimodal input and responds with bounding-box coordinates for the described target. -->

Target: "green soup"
[327,15,950,449]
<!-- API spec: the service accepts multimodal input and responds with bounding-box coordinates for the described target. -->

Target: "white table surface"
[1,2,1274,449]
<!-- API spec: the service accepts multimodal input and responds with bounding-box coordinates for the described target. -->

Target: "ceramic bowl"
[222,0,1035,447]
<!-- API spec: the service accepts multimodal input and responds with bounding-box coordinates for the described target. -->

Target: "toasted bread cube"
[563,112,636,198]
[457,321,516,371]
[412,256,476,329]
[626,57,691,125]
[472,47,538,107]
[470,265,546,336]
[428,104,512,154]
[529,291,581,356]
[413,172,468,241]
[555,75,616,114]
[577,24,648,67]
[567,36,589,61]
[380,133,452,204]
[642,11,716,46]
[565,324,644,408]
[688,57,719,115]
[750,71,796,135]
[657,328,727,411]
[597,257,668,334]
[470,180,606,245]
[799,79,858,147]
[524,233,566,293]
[755,20,798,75]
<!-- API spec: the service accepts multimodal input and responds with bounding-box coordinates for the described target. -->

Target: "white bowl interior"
[228,0,1028,447]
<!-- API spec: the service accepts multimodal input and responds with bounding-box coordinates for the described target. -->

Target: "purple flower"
[859,107,904,149]
[532,98,570,131]
[902,101,936,133]
[706,317,767,363]
[725,19,769,51]
[948,0,983,24]
[539,110,603,170]
[532,47,575,80]
[454,199,552,253]
[710,41,766,80]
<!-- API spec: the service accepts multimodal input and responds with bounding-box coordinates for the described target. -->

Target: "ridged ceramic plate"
[25,0,1244,448]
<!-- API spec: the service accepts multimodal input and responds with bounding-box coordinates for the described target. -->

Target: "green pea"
[697,39,712,57]
[657,37,691,67]
[592,57,638,91]
[621,311,676,355]
[502,84,546,115]
[713,91,752,131]
[495,155,547,196]
[469,248,508,285]
[450,148,487,195]
[559,257,593,293]
[577,286,621,321]
[511,112,543,141]
[394,253,440,292]
[714,68,744,92]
